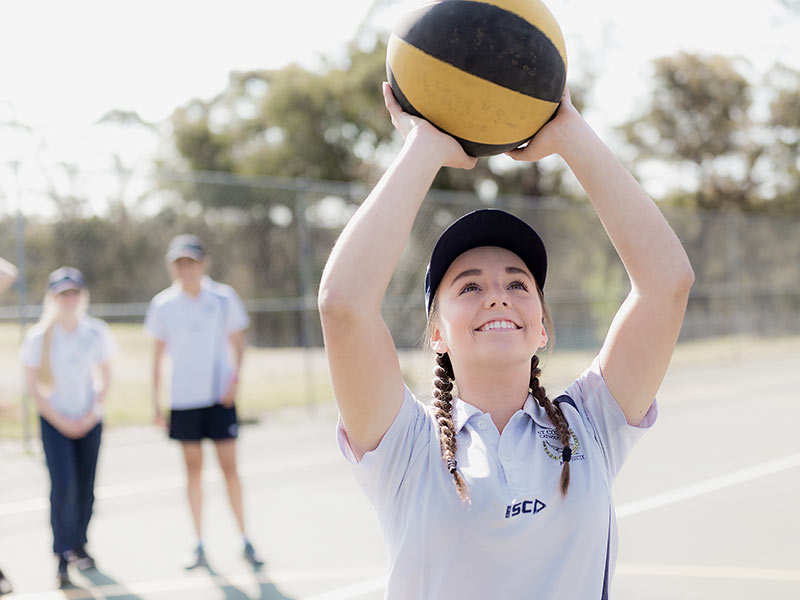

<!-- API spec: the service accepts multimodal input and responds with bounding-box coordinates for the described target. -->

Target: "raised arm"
[319,83,475,458]
[0,257,18,295]
[509,88,694,425]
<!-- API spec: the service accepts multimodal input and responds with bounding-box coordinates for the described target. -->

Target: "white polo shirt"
[20,316,116,419]
[337,357,657,600]
[144,277,250,410]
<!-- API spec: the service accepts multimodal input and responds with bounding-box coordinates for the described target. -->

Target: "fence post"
[725,211,744,343]
[12,164,32,451]
[295,181,315,409]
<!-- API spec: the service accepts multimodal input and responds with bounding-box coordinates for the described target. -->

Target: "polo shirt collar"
[452,397,484,432]
[523,394,559,429]
[452,393,556,432]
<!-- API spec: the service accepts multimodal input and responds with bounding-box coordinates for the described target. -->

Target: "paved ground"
[1,351,799,599]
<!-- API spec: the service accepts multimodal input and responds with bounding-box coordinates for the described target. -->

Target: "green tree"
[621,53,768,212]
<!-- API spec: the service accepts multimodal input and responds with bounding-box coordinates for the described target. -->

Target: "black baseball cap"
[47,266,86,295]
[424,209,547,314]
[166,234,206,263]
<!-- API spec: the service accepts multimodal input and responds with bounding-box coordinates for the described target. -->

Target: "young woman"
[145,234,263,570]
[318,84,694,598]
[0,257,18,596]
[20,267,116,588]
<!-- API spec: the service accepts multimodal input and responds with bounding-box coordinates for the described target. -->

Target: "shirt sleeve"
[337,385,432,510]
[144,299,166,340]
[19,328,44,368]
[564,356,658,480]
[96,321,118,362]
[224,288,250,333]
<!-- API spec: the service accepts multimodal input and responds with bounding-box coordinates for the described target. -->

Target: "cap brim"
[50,281,83,295]
[166,249,204,263]
[426,209,547,313]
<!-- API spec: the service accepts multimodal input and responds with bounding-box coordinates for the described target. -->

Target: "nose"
[484,283,510,309]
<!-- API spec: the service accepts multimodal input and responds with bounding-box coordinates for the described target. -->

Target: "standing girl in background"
[20,267,116,588]
[145,234,263,570]
[0,257,19,596]
[318,84,694,598]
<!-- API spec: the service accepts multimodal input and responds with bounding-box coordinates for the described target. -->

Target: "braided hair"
[529,355,571,496]
[432,352,469,503]
[427,285,570,501]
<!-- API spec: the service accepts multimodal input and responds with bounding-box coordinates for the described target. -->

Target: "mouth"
[475,319,521,332]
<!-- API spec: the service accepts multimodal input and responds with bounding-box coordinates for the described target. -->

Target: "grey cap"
[166,234,206,263]
[47,266,86,295]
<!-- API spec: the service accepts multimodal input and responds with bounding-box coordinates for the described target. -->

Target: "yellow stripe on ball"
[388,34,559,146]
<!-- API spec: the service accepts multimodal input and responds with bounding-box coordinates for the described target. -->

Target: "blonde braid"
[530,355,571,496]
[432,353,469,503]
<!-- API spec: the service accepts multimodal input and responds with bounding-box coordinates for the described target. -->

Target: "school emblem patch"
[536,428,584,463]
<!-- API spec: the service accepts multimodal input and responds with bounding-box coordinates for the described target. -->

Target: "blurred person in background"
[145,234,264,570]
[0,257,18,595]
[20,267,116,588]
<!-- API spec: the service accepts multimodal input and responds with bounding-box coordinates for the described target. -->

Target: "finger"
[383,82,403,117]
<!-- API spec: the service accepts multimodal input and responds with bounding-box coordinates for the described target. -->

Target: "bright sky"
[1,0,798,209]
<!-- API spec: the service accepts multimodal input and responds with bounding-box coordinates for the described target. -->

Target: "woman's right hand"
[383,82,477,171]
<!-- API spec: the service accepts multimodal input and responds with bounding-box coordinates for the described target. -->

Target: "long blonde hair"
[36,289,90,386]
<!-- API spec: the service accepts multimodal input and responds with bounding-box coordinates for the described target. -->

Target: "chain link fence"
[1,170,799,445]
[1,171,799,348]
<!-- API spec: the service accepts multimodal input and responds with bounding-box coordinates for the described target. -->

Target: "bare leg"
[180,442,204,540]
[214,439,245,534]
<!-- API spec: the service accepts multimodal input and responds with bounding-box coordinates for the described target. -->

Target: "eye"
[508,280,529,291]
[459,282,481,294]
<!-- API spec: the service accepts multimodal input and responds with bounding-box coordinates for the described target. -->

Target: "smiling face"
[429,246,548,368]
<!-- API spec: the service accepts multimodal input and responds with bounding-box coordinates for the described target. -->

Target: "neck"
[450,357,530,432]
[57,313,79,332]
[181,280,202,297]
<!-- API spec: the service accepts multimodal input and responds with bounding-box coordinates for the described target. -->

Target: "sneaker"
[57,555,71,588]
[185,545,208,570]
[243,541,264,568]
[0,568,13,595]
[73,546,96,571]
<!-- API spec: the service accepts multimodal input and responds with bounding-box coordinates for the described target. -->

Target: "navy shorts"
[169,404,238,441]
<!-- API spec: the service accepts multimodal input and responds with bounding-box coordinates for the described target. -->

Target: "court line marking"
[292,452,800,600]
[302,576,389,600]
[7,567,385,600]
[616,451,800,518]
[0,451,340,518]
[616,563,800,582]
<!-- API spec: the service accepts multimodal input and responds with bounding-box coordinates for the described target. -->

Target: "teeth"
[479,320,517,331]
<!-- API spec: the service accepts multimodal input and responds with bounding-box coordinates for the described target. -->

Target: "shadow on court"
[55,567,144,599]
[205,565,296,600]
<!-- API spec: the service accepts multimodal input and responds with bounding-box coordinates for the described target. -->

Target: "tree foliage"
[622,52,800,214]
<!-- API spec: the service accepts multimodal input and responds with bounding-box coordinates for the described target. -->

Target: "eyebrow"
[506,266,532,278]
[450,266,532,286]
[450,268,482,285]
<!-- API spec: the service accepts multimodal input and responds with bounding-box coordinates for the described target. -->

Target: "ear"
[429,323,449,354]
[538,322,549,350]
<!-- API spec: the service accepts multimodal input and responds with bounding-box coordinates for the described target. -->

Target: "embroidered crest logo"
[536,428,585,463]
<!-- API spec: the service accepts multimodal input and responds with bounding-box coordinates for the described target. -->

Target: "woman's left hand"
[505,85,583,163]
[75,411,100,437]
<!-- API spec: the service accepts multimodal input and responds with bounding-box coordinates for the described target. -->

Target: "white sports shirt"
[337,357,657,600]
[144,277,250,410]
[20,316,116,419]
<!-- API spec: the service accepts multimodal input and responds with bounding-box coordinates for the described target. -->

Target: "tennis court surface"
[1,348,798,599]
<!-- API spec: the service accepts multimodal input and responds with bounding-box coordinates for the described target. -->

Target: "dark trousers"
[40,417,102,554]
